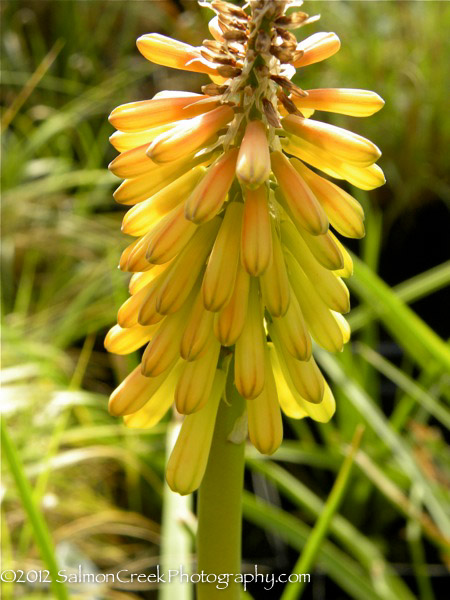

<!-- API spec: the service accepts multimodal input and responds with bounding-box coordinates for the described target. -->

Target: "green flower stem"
[197,379,246,600]
[1,419,69,600]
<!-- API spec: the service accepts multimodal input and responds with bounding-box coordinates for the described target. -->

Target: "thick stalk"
[197,377,246,599]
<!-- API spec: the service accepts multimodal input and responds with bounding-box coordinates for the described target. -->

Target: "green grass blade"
[316,350,450,537]
[280,426,364,600]
[1,420,69,600]
[349,255,450,373]
[243,492,386,600]
[356,343,450,426]
[248,459,416,600]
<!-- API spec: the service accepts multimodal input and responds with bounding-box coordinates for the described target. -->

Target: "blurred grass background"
[1,1,449,598]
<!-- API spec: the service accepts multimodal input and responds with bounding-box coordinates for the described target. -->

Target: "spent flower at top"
[106,0,385,495]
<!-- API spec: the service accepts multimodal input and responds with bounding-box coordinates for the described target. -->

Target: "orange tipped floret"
[281,219,350,314]
[294,88,385,117]
[271,151,328,235]
[109,124,175,153]
[282,136,386,190]
[202,202,243,312]
[113,155,196,205]
[155,218,220,315]
[282,114,381,167]
[236,121,271,189]
[137,33,218,75]
[109,144,159,179]
[260,222,290,317]
[109,362,176,417]
[109,94,208,133]
[247,352,283,455]
[122,167,204,236]
[104,323,157,355]
[241,186,272,276]
[270,288,312,361]
[181,291,215,361]
[214,261,250,346]
[144,203,198,265]
[292,160,365,238]
[234,279,265,399]
[175,337,221,414]
[147,105,235,163]
[185,148,239,223]
[293,32,341,67]
[141,294,195,377]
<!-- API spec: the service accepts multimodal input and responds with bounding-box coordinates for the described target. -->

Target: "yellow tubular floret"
[282,136,385,190]
[234,278,265,399]
[270,346,336,423]
[292,159,365,239]
[109,144,159,179]
[109,361,177,417]
[331,233,354,278]
[185,148,239,223]
[236,121,271,189]
[260,222,291,317]
[274,190,344,272]
[137,33,219,75]
[282,114,381,167]
[109,124,176,153]
[121,236,153,273]
[109,93,207,132]
[294,88,385,118]
[147,105,235,163]
[113,156,197,205]
[123,364,182,429]
[129,265,169,295]
[281,220,350,314]
[138,278,166,326]
[144,204,198,264]
[104,323,157,355]
[141,289,196,377]
[166,370,226,495]
[214,261,250,346]
[180,291,215,361]
[247,351,283,455]
[155,218,221,315]
[270,325,325,404]
[285,252,347,352]
[241,186,273,276]
[118,275,164,328]
[270,286,312,361]
[202,202,243,312]
[175,337,221,414]
[293,32,341,68]
[271,151,328,236]
[121,167,205,236]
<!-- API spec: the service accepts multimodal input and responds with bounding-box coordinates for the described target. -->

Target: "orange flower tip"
[146,105,234,164]
[184,147,239,223]
[236,121,271,189]
[294,32,341,68]
[295,89,385,117]
[282,114,382,167]
[136,33,199,69]
[271,151,329,236]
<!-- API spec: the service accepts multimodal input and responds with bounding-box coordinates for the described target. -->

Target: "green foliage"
[1,1,449,599]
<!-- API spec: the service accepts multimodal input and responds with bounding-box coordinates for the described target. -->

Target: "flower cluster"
[106,0,384,495]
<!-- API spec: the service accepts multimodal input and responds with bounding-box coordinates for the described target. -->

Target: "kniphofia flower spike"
[106,0,385,495]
